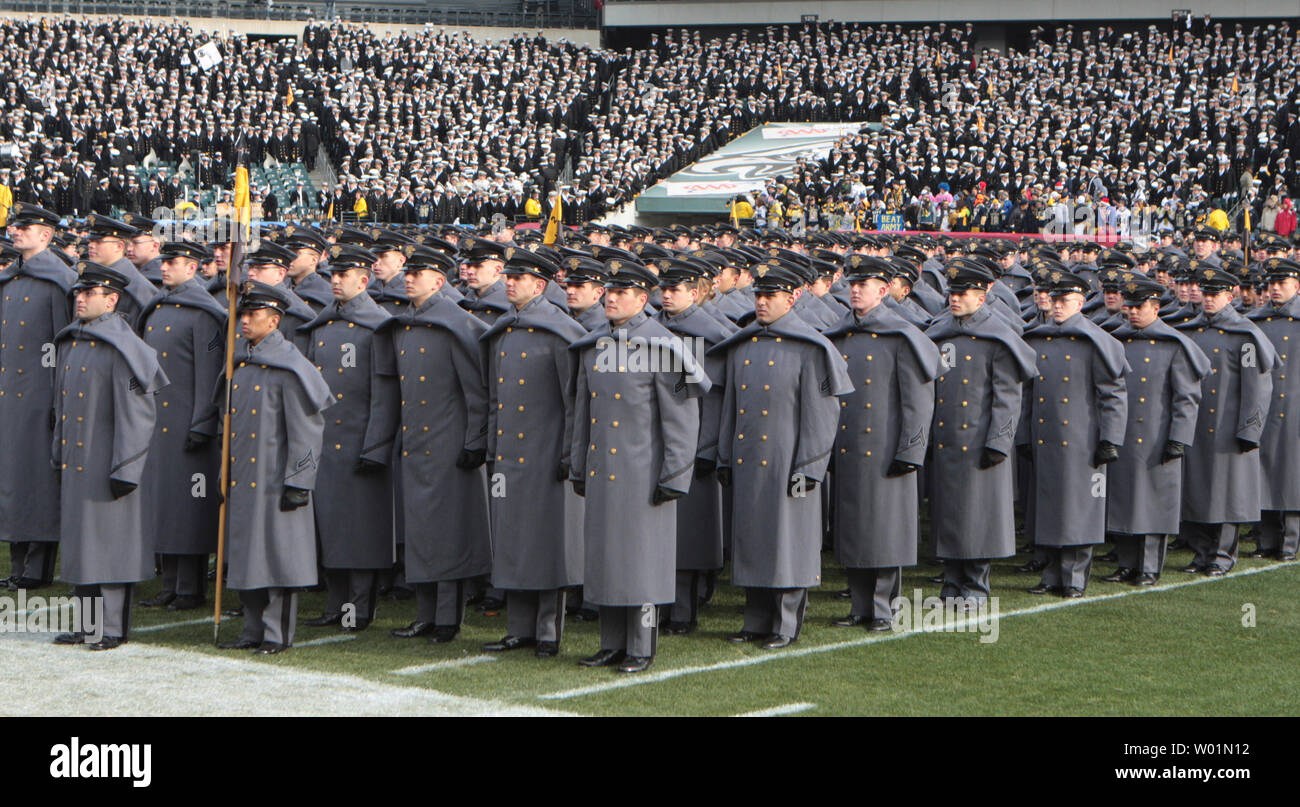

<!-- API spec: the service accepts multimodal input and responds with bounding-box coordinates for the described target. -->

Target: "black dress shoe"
[482,635,537,652]
[1017,558,1048,573]
[661,620,696,635]
[1134,573,1158,586]
[1280,552,1298,561]
[1249,548,1277,559]
[137,591,177,608]
[87,636,126,651]
[14,577,48,590]
[1204,567,1228,577]
[762,634,794,649]
[835,587,852,599]
[385,586,414,601]
[570,608,599,622]
[53,632,86,645]
[3,575,17,591]
[256,642,288,654]
[476,596,505,613]
[341,619,372,633]
[831,614,867,627]
[218,638,261,650]
[303,612,344,627]
[1100,568,1137,583]
[579,648,626,667]
[867,618,894,632]
[1097,550,1118,562]
[1027,583,1061,595]
[426,626,459,644]
[726,630,764,643]
[534,641,560,658]
[926,573,945,584]
[1167,538,1187,551]
[1060,587,1085,598]
[1179,562,1204,574]
[222,607,244,618]
[390,620,436,639]
[618,655,653,674]
[167,595,206,611]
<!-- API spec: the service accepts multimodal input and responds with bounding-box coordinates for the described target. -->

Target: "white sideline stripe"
[736,702,815,717]
[539,561,1299,701]
[134,617,214,633]
[391,655,499,676]
[294,635,358,648]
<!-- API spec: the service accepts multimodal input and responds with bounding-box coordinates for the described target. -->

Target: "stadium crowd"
[1,16,1299,237]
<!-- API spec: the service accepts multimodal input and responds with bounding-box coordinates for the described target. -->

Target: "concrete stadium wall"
[604,0,1300,26]
[0,12,601,45]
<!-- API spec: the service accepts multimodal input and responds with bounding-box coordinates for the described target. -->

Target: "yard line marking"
[539,561,1298,701]
[736,702,815,717]
[295,635,358,648]
[391,655,499,676]
[134,617,214,633]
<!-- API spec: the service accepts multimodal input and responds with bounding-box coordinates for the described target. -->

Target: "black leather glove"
[788,474,818,497]
[455,447,487,469]
[694,458,716,479]
[651,484,684,505]
[1091,440,1120,468]
[1238,437,1259,454]
[354,457,385,475]
[1016,443,1033,460]
[109,479,137,500]
[978,447,1007,469]
[184,431,212,452]
[556,460,571,482]
[571,479,586,497]
[1160,440,1187,464]
[279,487,310,511]
[885,459,921,478]
[715,467,732,487]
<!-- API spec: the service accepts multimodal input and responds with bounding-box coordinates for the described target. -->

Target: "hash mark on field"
[538,561,1298,701]
[735,702,815,717]
[391,655,498,676]
[295,635,358,648]
[134,617,214,633]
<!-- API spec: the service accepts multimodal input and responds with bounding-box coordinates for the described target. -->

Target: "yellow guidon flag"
[543,190,563,245]
[232,130,251,236]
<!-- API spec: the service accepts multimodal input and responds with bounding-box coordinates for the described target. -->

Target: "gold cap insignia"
[402,245,416,258]
[609,261,622,274]
[1203,269,1216,280]
[505,247,515,262]
[329,245,343,258]
[756,266,769,277]
[567,257,581,270]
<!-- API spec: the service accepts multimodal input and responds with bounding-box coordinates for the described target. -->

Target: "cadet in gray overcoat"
[136,240,226,610]
[826,256,939,629]
[570,259,706,674]
[480,248,587,657]
[926,260,1037,603]
[0,203,76,588]
[1177,265,1278,575]
[52,263,168,650]
[1020,270,1129,597]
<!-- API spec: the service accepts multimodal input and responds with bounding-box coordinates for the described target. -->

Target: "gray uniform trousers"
[160,554,207,598]
[1039,547,1095,590]
[741,587,808,639]
[9,542,57,584]
[1257,512,1300,556]
[1185,522,1240,572]
[324,569,379,623]
[942,560,992,601]
[599,605,658,658]
[1112,534,1168,575]
[71,584,133,639]
[506,589,566,642]
[845,567,902,620]
[414,580,467,628]
[668,570,713,625]
[237,588,298,646]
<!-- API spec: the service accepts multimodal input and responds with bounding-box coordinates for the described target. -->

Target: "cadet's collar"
[246,328,285,355]
[516,293,547,314]
[661,303,695,321]
[613,310,648,333]
[955,301,991,326]
[339,291,367,312]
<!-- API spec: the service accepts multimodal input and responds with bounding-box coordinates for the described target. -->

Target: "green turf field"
[4,543,1296,716]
